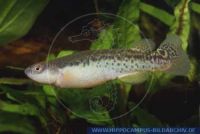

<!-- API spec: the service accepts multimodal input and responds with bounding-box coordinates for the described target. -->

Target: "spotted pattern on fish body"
[24,34,190,88]
[51,49,147,68]
[159,44,178,58]
[53,49,169,73]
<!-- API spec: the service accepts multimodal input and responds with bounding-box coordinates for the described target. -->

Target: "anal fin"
[118,72,149,84]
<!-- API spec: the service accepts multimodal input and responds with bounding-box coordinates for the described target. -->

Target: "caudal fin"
[158,34,190,76]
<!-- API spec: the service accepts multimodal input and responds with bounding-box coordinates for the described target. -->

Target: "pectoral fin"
[118,72,148,84]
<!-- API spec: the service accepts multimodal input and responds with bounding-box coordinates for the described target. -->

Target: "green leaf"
[187,57,198,81]
[0,100,40,116]
[170,0,191,51]
[46,50,74,61]
[43,85,57,97]
[0,0,48,45]
[46,53,56,61]
[0,85,46,108]
[57,84,115,125]
[0,86,48,129]
[90,26,114,50]
[0,112,36,134]
[0,78,31,85]
[43,85,57,105]
[91,0,141,50]
[191,2,200,14]
[114,0,141,48]
[6,92,22,103]
[57,50,74,58]
[140,2,175,26]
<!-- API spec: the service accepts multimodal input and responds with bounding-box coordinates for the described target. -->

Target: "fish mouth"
[24,67,31,77]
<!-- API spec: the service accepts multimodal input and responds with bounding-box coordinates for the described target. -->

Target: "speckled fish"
[24,34,190,88]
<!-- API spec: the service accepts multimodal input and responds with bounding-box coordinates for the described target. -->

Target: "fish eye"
[35,66,40,71]
[33,64,44,73]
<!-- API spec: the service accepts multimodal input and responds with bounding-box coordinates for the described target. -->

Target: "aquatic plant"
[0,0,199,133]
[0,0,48,45]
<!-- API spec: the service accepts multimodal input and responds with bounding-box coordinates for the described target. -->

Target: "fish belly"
[55,66,113,88]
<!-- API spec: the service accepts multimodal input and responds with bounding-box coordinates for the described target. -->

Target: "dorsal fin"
[132,39,156,52]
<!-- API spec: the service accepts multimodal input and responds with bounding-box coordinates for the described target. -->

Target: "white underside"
[55,65,120,88]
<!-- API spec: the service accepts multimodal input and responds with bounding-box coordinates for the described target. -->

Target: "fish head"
[24,62,59,84]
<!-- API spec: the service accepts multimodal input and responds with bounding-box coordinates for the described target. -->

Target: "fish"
[24,34,190,88]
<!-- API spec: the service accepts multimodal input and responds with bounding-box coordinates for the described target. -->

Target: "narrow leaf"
[191,2,200,14]
[0,100,40,116]
[0,78,31,85]
[170,0,191,51]
[140,2,175,26]
[57,50,74,58]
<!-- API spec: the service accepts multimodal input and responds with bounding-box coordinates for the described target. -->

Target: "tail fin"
[158,34,190,76]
